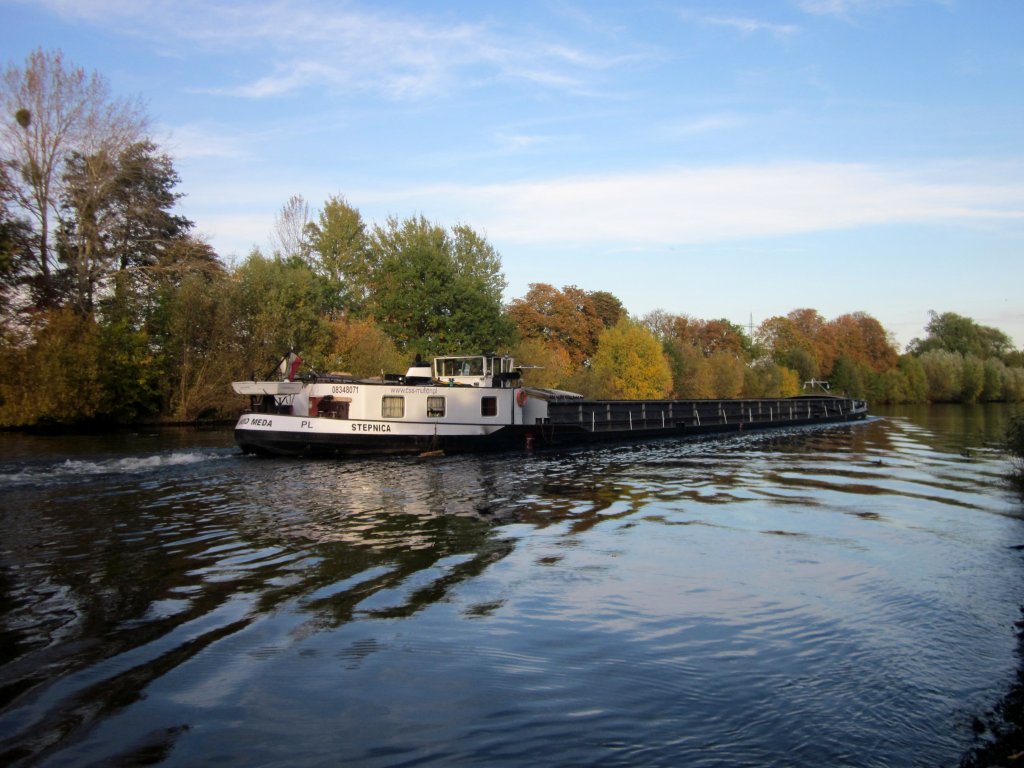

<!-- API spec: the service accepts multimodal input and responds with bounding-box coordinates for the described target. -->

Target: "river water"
[1,405,1022,767]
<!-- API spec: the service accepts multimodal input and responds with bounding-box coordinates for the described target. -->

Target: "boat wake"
[0,449,234,486]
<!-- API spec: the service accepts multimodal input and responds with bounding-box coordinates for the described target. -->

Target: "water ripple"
[1,408,1023,766]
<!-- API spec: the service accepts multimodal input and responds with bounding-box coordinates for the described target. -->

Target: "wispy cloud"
[793,0,913,22]
[28,0,650,101]
[158,121,252,161]
[701,15,800,39]
[663,113,745,138]
[677,9,801,39]
[376,163,1024,246]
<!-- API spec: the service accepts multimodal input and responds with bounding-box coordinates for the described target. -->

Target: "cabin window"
[427,396,446,418]
[382,396,405,419]
[481,396,497,417]
[438,357,484,378]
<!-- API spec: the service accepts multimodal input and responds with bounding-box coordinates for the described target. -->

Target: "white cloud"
[702,16,800,39]
[663,113,745,138]
[373,163,1024,246]
[793,0,912,22]
[28,0,648,101]
[158,122,251,160]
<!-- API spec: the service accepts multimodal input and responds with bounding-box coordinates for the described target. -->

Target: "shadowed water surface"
[1,405,1022,766]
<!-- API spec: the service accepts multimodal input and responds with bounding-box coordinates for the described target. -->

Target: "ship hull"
[234,396,867,458]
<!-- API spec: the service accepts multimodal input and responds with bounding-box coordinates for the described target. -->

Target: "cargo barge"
[232,352,868,457]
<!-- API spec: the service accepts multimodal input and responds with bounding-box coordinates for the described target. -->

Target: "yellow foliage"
[668,343,713,398]
[513,338,572,389]
[707,353,744,398]
[590,319,672,399]
[325,316,406,378]
[0,309,104,426]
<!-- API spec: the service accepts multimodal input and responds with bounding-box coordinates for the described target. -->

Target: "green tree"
[1005,367,1024,402]
[898,354,929,403]
[450,224,507,302]
[919,349,963,402]
[830,355,870,398]
[228,249,332,374]
[154,266,238,421]
[0,170,32,315]
[872,368,908,404]
[908,311,1014,359]
[57,140,190,316]
[306,194,373,313]
[983,357,1008,402]
[589,318,672,399]
[94,310,162,422]
[960,355,984,404]
[367,215,511,357]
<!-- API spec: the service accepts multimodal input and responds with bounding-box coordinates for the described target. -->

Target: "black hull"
[235,395,867,458]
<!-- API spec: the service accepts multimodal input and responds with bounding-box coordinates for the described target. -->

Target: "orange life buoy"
[516,389,528,408]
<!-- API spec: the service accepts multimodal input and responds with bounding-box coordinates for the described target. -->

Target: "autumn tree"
[692,318,750,359]
[507,283,605,368]
[662,340,713,398]
[589,290,626,329]
[645,311,753,397]
[829,312,898,372]
[323,315,406,378]
[0,307,104,425]
[512,337,573,389]
[639,309,673,340]
[0,48,146,308]
[744,360,800,398]
[707,353,745,399]
[589,318,672,399]
[756,315,816,380]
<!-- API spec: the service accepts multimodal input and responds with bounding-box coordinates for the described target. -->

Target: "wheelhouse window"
[382,396,405,418]
[481,396,497,417]
[427,396,446,418]
[438,357,484,378]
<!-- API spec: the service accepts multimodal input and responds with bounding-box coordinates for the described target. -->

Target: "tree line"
[2,49,1023,428]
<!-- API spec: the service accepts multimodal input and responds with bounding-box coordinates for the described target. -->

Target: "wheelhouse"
[433,355,518,388]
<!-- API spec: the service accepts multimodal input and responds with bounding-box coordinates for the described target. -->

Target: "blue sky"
[3,0,1023,349]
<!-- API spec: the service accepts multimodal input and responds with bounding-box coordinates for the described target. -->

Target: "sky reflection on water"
[1,405,1023,767]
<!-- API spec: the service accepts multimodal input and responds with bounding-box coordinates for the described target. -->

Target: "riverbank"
[961,607,1024,767]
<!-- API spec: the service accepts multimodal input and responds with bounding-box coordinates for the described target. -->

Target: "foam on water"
[0,449,233,486]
